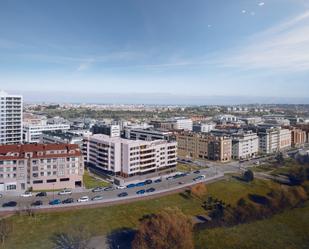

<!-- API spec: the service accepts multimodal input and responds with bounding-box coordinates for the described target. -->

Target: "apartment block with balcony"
[232,131,259,160]
[83,134,177,177]
[0,144,84,192]
[177,132,232,162]
[290,127,307,147]
[0,91,23,145]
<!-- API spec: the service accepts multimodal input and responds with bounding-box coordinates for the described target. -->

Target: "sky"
[0,0,309,104]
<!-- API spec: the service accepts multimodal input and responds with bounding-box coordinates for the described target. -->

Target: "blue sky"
[0,0,309,104]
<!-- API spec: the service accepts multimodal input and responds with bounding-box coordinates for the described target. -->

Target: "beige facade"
[290,128,307,147]
[177,132,232,162]
[0,144,84,192]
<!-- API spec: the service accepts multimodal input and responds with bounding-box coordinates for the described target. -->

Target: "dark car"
[136,189,146,195]
[126,183,136,189]
[144,179,153,185]
[146,188,155,193]
[36,192,47,197]
[49,199,61,205]
[2,201,17,208]
[135,182,146,187]
[31,200,43,206]
[118,192,128,197]
[154,179,162,183]
[62,198,74,204]
[92,187,104,193]
[166,176,173,180]
[194,170,201,174]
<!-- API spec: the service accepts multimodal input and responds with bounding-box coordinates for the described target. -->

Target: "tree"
[275,152,285,165]
[243,170,254,182]
[51,225,92,249]
[0,219,13,245]
[132,208,194,249]
[190,183,208,200]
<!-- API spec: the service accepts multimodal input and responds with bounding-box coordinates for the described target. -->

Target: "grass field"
[0,177,307,249]
[195,202,309,249]
[177,162,206,172]
[82,171,110,189]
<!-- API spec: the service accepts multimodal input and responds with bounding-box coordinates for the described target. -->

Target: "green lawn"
[82,171,110,189]
[0,177,305,249]
[177,162,207,172]
[195,202,309,249]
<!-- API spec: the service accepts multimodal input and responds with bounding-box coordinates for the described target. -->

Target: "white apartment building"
[193,122,216,133]
[0,91,23,145]
[215,114,238,123]
[173,117,193,131]
[232,131,259,160]
[258,126,291,154]
[23,123,70,143]
[83,134,177,177]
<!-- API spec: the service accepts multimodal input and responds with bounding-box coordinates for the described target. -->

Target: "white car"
[58,189,72,195]
[21,192,32,197]
[116,185,126,190]
[77,196,89,202]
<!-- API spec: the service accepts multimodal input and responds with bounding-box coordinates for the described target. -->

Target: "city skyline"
[1,0,309,104]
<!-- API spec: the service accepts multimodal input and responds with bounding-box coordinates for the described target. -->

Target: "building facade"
[83,134,177,177]
[177,132,232,162]
[232,131,259,160]
[258,126,291,154]
[91,123,121,137]
[0,144,84,192]
[290,128,307,148]
[0,91,23,145]
[23,123,70,143]
[124,128,173,141]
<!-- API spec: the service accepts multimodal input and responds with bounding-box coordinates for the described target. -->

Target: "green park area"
[1,174,308,249]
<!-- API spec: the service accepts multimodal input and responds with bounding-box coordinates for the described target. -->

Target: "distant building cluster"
[0,90,308,192]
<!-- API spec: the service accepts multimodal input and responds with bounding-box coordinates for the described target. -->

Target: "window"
[60,178,69,182]
[47,179,57,183]
[32,173,38,177]
[6,184,17,190]
[33,180,43,184]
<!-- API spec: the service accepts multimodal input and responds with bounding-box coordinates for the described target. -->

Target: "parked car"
[178,181,185,185]
[58,189,72,195]
[116,185,126,190]
[62,198,74,204]
[31,200,43,206]
[136,182,146,187]
[136,189,146,195]
[193,170,201,174]
[154,179,162,183]
[21,191,32,197]
[92,187,104,193]
[166,176,173,180]
[2,201,17,207]
[104,186,114,191]
[146,188,155,193]
[126,183,136,189]
[36,192,47,197]
[144,179,153,185]
[91,195,104,201]
[49,199,61,205]
[77,196,89,203]
[118,192,128,197]
[193,175,206,181]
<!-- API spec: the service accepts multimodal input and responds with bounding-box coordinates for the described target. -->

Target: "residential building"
[23,123,70,143]
[258,126,291,154]
[83,134,177,177]
[214,114,238,123]
[40,130,86,148]
[232,131,259,160]
[290,128,306,148]
[177,132,232,162]
[193,122,216,133]
[0,91,23,145]
[124,128,173,141]
[0,144,84,192]
[91,123,121,137]
[151,117,193,131]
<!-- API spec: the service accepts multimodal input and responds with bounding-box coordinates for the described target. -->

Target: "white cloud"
[216,11,309,72]
[258,2,265,6]
[242,10,247,14]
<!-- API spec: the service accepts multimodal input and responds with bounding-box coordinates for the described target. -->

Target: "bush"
[132,208,194,249]
[190,183,208,200]
[243,170,254,182]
